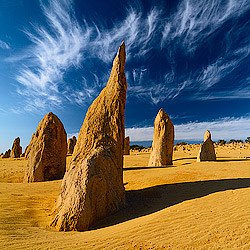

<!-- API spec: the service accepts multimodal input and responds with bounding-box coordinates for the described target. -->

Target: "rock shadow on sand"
[216,158,250,162]
[123,165,176,171]
[91,178,250,230]
[173,157,197,161]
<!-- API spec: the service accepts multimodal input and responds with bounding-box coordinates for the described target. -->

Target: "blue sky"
[0,0,250,152]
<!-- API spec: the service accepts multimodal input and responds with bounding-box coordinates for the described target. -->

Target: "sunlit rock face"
[197,130,216,162]
[24,112,67,182]
[11,137,22,158]
[148,108,174,166]
[51,42,127,231]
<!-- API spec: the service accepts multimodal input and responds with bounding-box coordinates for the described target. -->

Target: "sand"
[1,143,250,249]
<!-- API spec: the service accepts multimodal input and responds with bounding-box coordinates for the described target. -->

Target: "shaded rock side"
[2,149,11,158]
[24,112,67,182]
[124,136,130,155]
[51,42,127,231]
[24,135,34,159]
[197,130,216,162]
[67,136,77,155]
[11,137,22,158]
[148,108,174,166]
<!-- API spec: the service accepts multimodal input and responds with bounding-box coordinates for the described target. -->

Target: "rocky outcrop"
[197,130,216,162]
[124,136,130,155]
[148,109,174,166]
[67,136,77,155]
[2,149,11,158]
[24,112,67,182]
[51,42,127,231]
[11,137,22,158]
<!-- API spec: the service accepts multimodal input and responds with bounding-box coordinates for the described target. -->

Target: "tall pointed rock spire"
[51,42,127,231]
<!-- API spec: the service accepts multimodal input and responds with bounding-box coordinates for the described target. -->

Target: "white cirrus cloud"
[89,8,142,63]
[15,0,91,111]
[11,0,250,111]
[126,116,250,142]
[89,7,162,62]
[0,40,10,49]
[161,0,250,53]
[13,1,163,111]
[125,0,250,104]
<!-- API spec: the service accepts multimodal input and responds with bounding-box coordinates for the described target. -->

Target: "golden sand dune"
[1,143,250,249]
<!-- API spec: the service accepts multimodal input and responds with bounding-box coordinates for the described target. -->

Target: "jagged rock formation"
[11,137,22,158]
[24,112,67,182]
[51,42,127,231]
[124,136,130,155]
[148,109,174,166]
[2,149,11,158]
[67,136,77,155]
[197,130,216,162]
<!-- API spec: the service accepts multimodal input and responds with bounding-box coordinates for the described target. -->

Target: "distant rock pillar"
[67,136,77,155]
[3,149,11,158]
[11,137,22,158]
[197,130,216,162]
[24,112,67,182]
[148,108,174,166]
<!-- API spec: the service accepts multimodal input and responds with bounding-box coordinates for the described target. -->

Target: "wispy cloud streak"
[125,0,250,104]
[161,0,250,52]
[0,40,10,49]
[16,0,91,111]
[126,116,250,142]
[14,1,163,110]
[89,7,162,62]
[13,0,250,111]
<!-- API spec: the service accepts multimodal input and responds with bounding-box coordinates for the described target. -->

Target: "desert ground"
[1,143,250,249]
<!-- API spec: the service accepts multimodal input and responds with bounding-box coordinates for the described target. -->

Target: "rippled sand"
[1,143,250,249]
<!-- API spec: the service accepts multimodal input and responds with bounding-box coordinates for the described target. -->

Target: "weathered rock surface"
[148,109,174,166]
[11,137,22,158]
[51,42,127,231]
[2,149,11,158]
[67,136,77,155]
[197,130,216,162]
[23,112,67,182]
[24,136,34,159]
[124,136,130,155]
